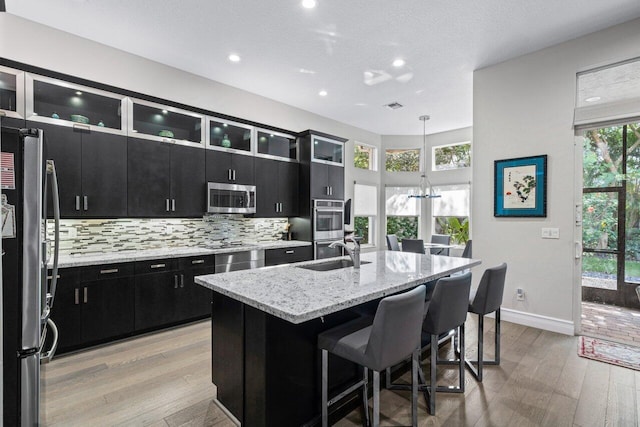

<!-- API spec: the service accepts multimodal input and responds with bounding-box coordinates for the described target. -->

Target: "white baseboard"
[500,308,574,336]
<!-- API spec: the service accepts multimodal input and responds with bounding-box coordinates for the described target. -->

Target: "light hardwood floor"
[42,317,640,426]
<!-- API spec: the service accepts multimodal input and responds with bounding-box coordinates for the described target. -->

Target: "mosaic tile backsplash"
[46,215,290,256]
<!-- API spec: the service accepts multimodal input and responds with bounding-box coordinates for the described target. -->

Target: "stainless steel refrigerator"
[2,122,60,426]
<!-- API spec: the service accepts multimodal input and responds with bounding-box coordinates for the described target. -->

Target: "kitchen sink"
[297,259,371,272]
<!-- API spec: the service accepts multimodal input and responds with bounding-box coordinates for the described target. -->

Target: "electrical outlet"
[516,288,525,301]
[541,227,560,239]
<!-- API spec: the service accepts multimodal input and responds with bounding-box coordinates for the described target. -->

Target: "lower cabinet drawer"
[265,246,313,266]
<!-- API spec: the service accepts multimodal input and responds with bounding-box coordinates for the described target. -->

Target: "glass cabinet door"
[256,129,297,160]
[208,118,252,152]
[0,66,24,119]
[312,136,343,166]
[26,74,126,133]
[131,100,204,145]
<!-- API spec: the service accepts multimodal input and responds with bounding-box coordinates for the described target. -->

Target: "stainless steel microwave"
[207,182,256,214]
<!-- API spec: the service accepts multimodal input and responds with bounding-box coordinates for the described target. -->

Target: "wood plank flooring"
[42,317,640,426]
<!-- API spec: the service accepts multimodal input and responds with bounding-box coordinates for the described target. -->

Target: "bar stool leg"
[465,308,501,381]
[495,308,501,365]
[322,349,328,427]
[429,333,437,415]
[373,371,380,427]
[362,368,370,427]
[411,348,419,426]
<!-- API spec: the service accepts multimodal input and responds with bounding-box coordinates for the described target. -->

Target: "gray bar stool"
[386,273,472,415]
[318,285,426,427]
[430,234,451,256]
[466,263,507,381]
[421,272,471,414]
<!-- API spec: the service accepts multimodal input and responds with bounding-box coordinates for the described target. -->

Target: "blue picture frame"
[494,155,547,217]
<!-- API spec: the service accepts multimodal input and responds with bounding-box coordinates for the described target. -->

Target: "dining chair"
[401,238,425,254]
[318,285,426,427]
[430,234,451,256]
[386,234,400,251]
[461,240,472,258]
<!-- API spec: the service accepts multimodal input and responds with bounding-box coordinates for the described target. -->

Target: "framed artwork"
[494,155,547,217]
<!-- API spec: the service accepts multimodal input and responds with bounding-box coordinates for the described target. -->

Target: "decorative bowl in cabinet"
[159,130,174,138]
[70,114,90,124]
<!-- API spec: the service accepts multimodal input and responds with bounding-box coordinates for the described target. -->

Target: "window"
[354,183,377,245]
[432,184,470,244]
[432,142,471,171]
[385,148,420,172]
[385,186,421,240]
[354,143,378,171]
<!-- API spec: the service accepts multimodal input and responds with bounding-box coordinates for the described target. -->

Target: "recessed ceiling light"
[162,109,168,114]
[585,96,601,103]
[228,54,241,63]
[75,91,83,96]
[319,90,327,97]
[302,0,317,9]
[392,59,405,67]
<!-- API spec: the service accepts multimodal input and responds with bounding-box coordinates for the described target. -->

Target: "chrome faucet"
[329,236,361,268]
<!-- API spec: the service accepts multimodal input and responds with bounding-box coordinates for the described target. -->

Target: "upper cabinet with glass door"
[0,66,25,119]
[207,117,253,154]
[312,135,344,166]
[129,98,205,146]
[256,128,297,161]
[26,74,127,134]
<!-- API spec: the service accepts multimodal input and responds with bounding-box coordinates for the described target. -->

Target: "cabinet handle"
[174,275,178,289]
[191,259,205,265]
[166,199,170,212]
[73,123,90,130]
[233,170,237,181]
[285,250,295,254]
[100,268,118,274]
[83,196,88,211]
[74,288,79,305]
[329,186,333,196]
[228,169,232,181]
[83,287,88,304]
[75,196,81,211]
[280,202,283,212]
[150,263,166,269]
[180,274,184,288]
[274,202,279,213]
[171,199,176,212]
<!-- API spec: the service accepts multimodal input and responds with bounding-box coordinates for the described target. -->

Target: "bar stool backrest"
[461,240,472,258]
[365,285,426,372]
[423,272,472,335]
[469,263,507,315]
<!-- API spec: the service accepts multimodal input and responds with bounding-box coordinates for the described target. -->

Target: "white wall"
[381,127,472,243]
[473,18,640,334]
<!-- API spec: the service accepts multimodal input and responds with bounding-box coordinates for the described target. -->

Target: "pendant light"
[409,115,440,199]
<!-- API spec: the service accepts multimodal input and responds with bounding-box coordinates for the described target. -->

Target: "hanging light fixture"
[409,115,440,199]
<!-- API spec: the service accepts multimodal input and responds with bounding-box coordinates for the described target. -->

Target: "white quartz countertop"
[51,240,311,268]
[195,251,481,324]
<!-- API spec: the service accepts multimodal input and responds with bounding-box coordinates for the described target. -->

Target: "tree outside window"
[354,143,377,171]
[385,149,420,172]
[432,142,471,171]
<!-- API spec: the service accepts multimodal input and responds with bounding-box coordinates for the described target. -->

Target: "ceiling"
[6,0,640,135]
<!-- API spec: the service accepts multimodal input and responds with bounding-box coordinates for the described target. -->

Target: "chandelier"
[409,115,440,199]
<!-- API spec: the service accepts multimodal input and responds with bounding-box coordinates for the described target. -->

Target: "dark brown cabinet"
[48,263,135,353]
[35,121,128,218]
[264,245,313,266]
[255,157,299,217]
[310,162,344,201]
[128,138,205,217]
[206,150,254,185]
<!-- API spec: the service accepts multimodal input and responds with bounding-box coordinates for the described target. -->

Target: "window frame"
[431,141,471,171]
[354,142,378,171]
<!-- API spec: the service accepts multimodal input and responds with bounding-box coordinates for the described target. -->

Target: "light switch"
[541,227,559,239]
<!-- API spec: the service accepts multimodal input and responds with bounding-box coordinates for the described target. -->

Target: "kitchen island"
[195,250,481,426]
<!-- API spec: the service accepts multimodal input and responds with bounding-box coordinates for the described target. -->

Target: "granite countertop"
[50,240,312,268]
[195,251,481,324]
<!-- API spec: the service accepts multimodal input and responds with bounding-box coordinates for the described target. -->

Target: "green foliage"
[435,217,469,244]
[386,216,418,240]
[434,143,471,170]
[354,145,371,170]
[385,149,420,172]
[354,216,370,244]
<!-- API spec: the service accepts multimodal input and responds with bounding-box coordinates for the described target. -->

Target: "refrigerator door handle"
[40,318,59,363]
[46,159,61,311]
